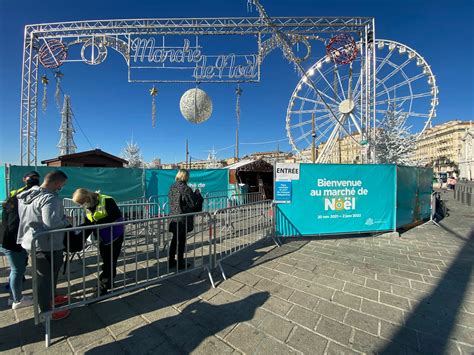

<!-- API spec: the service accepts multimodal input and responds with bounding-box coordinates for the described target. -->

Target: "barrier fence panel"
[212,200,276,280]
[64,201,163,227]
[229,192,265,207]
[148,194,169,216]
[31,210,215,347]
[148,191,265,214]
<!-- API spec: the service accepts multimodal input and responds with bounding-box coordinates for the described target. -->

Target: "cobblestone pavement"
[0,191,473,354]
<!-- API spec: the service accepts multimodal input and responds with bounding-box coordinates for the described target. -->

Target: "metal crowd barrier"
[147,191,265,213]
[64,201,164,227]
[29,199,277,347]
[212,200,276,279]
[31,210,215,347]
[228,192,265,206]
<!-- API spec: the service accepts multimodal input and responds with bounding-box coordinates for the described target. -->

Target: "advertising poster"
[276,164,396,236]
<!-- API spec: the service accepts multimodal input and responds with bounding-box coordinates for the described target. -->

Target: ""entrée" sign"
[275,163,300,181]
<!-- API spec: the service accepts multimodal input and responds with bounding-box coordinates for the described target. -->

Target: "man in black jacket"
[168,169,203,270]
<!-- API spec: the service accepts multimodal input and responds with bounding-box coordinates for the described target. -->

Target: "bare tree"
[375,108,417,166]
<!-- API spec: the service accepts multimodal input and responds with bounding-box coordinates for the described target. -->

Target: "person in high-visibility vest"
[10,171,40,197]
[72,188,124,296]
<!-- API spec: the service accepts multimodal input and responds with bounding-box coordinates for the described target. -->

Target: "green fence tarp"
[417,167,433,220]
[8,166,144,202]
[145,169,228,198]
[276,164,397,236]
[396,166,432,228]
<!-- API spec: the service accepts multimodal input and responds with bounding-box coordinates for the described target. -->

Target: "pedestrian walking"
[17,170,71,320]
[167,169,203,270]
[72,188,124,296]
[0,171,40,309]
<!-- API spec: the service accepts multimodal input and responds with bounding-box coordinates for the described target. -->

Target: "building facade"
[459,126,474,180]
[297,133,364,164]
[414,120,471,175]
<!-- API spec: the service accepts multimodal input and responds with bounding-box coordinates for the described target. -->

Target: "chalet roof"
[41,149,128,164]
[224,158,273,172]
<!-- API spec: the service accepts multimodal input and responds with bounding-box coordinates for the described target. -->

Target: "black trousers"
[169,221,187,263]
[98,235,124,290]
[36,250,63,313]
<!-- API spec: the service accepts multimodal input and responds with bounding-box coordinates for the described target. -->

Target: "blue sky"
[0,0,473,165]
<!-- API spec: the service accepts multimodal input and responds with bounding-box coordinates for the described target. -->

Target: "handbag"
[63,229,85,253]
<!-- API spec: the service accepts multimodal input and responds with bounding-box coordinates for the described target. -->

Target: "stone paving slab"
[0,191,473,354]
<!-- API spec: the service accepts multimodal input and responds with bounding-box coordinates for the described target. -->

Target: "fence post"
[45,315,51,347]
[31,235,40,325]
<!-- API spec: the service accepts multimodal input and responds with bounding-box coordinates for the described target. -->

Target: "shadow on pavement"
[380,228,474,354]
[86,292,270,354]
[0,236,286,352]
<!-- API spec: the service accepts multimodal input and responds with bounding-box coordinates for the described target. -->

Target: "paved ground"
[1,191,473,354]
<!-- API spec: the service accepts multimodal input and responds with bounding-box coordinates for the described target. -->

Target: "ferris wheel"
[286,38,439,162]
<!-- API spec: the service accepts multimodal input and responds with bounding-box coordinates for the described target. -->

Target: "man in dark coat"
[168,169,203,269]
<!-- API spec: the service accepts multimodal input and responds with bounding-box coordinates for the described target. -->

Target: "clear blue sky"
[0,0,473,165]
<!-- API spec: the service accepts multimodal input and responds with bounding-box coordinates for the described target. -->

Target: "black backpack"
[0,197,23,252]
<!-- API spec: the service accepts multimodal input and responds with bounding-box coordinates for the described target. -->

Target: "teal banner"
[417,168,433,220]
[8,166,144,202]
[396,166,432,227]
[145,169,228,198]
[0,165,6,202]
[276,164,396,236]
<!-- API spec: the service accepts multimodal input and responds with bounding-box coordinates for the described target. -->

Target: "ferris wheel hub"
[338,99,355,114]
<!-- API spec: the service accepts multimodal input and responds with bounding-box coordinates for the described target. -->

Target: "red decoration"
[326,34,358,65]
[39,39,68,69]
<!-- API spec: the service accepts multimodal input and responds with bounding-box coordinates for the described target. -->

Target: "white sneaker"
[12,296,34,310]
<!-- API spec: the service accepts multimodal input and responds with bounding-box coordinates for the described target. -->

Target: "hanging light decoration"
[41,75,49,113]
[235,85,243,126]
[54,70,64,110]
[38,39,68,69]
[150,86,158,128]
[179,87,213,124]
[326,34,358,65]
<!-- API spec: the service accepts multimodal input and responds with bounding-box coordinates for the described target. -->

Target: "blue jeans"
[0,247,28,302]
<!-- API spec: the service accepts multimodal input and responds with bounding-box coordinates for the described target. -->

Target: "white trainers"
[12,296,34,310]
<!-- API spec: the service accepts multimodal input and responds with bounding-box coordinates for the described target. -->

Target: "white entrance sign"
[276,163,300,181]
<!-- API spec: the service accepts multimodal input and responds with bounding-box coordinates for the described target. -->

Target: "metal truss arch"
[20,14,375,165]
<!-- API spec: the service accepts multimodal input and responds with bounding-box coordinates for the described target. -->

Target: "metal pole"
[185,139,189,169]
[235,128,239,161]
[235,85,242,162]
[311,112,316,163]
[371,19,377,163]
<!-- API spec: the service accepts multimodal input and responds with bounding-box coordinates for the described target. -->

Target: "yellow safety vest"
[10,186,27,197]
[86,194,113,222]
